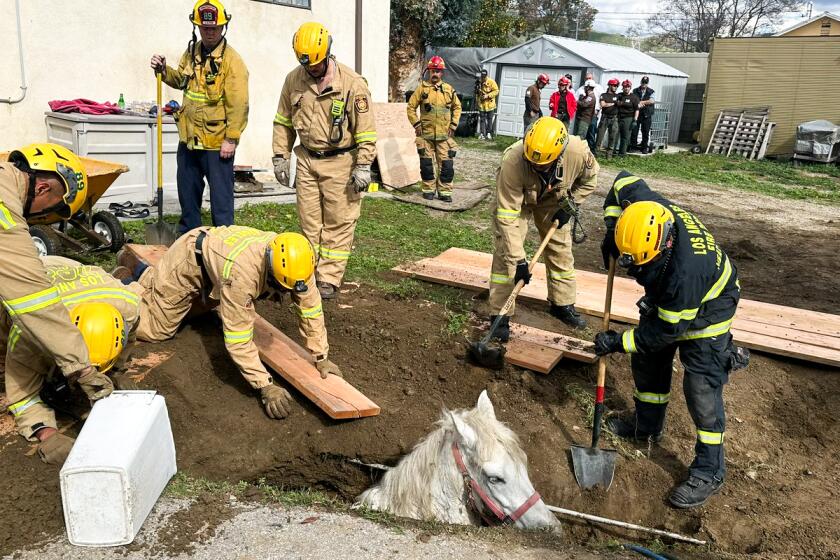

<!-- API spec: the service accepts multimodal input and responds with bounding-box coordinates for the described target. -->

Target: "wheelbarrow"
[1,152,129,257]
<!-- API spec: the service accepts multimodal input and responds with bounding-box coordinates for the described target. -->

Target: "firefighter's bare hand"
[414,123,422,137]
[351,164,372,193]
[260,383,292,419]
[150,54,166,73]
[316,358,343,379]
[220,139,236,159]
[76,368,114,402]
[448,126,456,138]
[272,155,290,187]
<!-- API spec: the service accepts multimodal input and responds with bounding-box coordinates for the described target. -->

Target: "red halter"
[451,442,543,526]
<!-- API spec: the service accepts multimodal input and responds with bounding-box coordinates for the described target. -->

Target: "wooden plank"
[123,244,381,419]
[510,323,598,363]
[394,249,840,367]
[505,339,563,374]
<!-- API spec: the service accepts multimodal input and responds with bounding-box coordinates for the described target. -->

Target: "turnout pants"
[632,113,653,150]
[630,321,732,482]
[618,116,634,155]
[479,111,495,137]
[596,115,619,155]
[417,137,458,197]
[176,143,235,234]
[294,146,361,287]
[489,196,576,314]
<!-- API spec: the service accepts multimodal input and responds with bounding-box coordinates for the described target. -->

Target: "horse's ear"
[448,411,477,449]
[476,390,496,421]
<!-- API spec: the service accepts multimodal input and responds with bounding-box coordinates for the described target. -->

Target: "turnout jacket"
[477,77,499,111]
[407,80,463,142]
[604,172,740,353]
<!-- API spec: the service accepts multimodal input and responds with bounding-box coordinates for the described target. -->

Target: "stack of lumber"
[394,248,840,367]
[705,107,774,160]
[123,244,380,420]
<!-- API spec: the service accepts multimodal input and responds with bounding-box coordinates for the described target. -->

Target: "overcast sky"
[588,0,840,35]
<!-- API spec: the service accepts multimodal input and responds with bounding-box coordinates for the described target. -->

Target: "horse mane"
[358,403,527,520]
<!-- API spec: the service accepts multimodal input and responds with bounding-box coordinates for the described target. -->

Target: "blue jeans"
[586,117,599,152]
[176,143,234,233]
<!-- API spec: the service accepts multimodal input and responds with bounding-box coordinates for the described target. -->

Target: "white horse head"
[356,390,560,531]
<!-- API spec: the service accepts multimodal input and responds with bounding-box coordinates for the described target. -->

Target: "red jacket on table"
[548,90,577,120]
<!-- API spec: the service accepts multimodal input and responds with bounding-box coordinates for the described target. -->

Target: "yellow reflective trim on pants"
[702,256,732,303]
[320,246,351,260]
[3,287,62,316]
[223,328,254,344]
[299,304,323,319]
[622,329,637,353]
[496,208,521,220]
[7,325,21,353]
[223,233,276,279]
[657,306,699,324]
[549,270,575,280]
[634,389,670,404]
[8,395,43,417]
[274,113,293,128]
[354,131,377,143]
[0,202,17,229]
[677,318,733,341]
[604,205,622,218]
[490,273,512,285]
[185,90,225,103]
[60,288,140,308]
[613,175,641,195]
[697,430,724,445]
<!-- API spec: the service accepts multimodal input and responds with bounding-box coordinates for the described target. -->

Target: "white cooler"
[60,391,177,547]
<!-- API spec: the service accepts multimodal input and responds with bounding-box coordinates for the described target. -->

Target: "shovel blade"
[571,444,617,490]
[145,222,178,247]
[467,340,506,369]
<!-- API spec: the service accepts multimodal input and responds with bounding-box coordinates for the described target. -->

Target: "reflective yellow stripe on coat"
[3,287,62,316]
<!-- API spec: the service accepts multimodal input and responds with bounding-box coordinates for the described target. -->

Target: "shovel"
[145,71,178,246]
[468,219,559,369]
[571,256,618,490]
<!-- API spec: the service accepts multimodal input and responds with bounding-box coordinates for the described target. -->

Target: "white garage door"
[495,65,580,138]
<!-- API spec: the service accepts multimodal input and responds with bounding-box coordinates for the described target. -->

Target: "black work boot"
[438,193,452,203]
[549,304,587,329]
[489,315,510,343]
[422,192,435,200]
[605,413,663,443]
[669,475,723,509]
[317,281,338,300]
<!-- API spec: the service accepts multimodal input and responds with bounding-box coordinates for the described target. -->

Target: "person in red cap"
[549,76,577,129]
[617,79,640,156]
[523,73,549,132]
[596,78,621,158]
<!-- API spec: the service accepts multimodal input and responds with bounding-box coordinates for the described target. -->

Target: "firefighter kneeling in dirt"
[3,256,141,465]
[126,226,340,420]
[489,117,599,337]
[595,171,749,508]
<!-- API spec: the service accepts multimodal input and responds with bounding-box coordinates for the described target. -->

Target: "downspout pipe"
[1,0,28,104]
[354,0,362,74]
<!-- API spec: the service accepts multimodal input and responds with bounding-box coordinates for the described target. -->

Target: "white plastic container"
[60,391,177,547]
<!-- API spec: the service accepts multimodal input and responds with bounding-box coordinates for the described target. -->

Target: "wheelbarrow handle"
[592,256,616,448]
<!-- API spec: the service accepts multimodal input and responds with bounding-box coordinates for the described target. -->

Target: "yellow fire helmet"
[190,0,230,26]
[614,201,675,266]
[523,117,569,165]
[70,302,126,374]
[268,232,316,292]
[9,143,88,219]
[293,22,332,67]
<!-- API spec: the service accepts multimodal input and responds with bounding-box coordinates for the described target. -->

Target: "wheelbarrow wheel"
[29,225,61,257]
[92,211,126,252]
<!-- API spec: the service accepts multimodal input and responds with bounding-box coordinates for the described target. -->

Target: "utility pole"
[575,6,581,40]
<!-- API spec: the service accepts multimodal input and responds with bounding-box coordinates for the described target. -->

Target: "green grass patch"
[607,152,840,204]
[564,383,640,460]
[164,472,248,498]
[458,134,519,152]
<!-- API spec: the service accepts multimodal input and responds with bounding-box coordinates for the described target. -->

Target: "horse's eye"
[488,476,505,485]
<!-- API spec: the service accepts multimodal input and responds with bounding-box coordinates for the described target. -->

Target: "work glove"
[594,330,625,356]
[272,155,290,187]
[37,433,75,465]
[552,207,573,228]
[514,259,531,286]
[260,383,292,420]
[601,230,619,269]
[76,367,114,402]
[315,358,343,379]
[351,164,372,193]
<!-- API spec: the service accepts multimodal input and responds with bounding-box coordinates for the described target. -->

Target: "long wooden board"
[503,323,597,373]
[505,339,563,374]
[394,248,840,367]
[123,244,380,419]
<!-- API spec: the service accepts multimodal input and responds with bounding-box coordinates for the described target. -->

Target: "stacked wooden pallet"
[706,107,774,160]
[394,248,840,368]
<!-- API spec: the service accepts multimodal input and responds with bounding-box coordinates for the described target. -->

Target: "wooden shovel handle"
[496,220,560,317]
[591,256,616,448]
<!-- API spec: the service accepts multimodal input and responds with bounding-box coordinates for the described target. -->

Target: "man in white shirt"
[576,72,604,152]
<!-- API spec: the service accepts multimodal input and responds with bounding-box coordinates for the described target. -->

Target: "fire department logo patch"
[354,95,369,113]
[585,152,595,169]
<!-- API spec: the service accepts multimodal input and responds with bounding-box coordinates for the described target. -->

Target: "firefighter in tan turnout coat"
[272,22,377,300]
[2,256,140,465]
[129,226,340,420]
[489,117,599,339]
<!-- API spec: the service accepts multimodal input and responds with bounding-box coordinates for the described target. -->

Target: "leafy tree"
[518,0,597,39]
[464,0,527,47]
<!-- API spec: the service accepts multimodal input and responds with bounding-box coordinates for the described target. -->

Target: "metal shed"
[482,36,688,142]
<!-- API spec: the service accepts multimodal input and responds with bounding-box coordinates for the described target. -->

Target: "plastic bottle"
[118,94,125,110]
